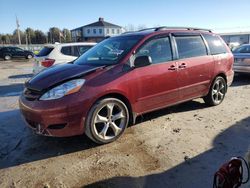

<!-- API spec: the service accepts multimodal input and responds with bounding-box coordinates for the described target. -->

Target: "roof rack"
[138,26,212,33]
[122,26,212,35]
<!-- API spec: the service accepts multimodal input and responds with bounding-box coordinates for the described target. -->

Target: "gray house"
[71,18,123,42]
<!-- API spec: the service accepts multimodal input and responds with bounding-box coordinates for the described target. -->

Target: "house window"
[87,29,90,34]
[117,29,120,34]
[99,29,102,34]
[112,29,115,34]
[93,29,96,34]
[107,28,109,34]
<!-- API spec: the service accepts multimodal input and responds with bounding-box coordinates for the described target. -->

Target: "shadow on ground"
[0,110,97,169]
[85,117,250,188]
[8,73,33,79]
[232,73,250,87]
[136,100,208,124]
[0,84,24,97]
[0,99,210,170]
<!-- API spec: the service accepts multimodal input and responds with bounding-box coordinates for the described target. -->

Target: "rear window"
[203,34,227,55]
[175,36,207,59]
[37,47,54,57]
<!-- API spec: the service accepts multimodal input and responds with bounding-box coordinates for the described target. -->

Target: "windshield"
[74,35,143,66]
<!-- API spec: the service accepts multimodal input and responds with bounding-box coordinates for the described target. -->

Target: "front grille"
[24,88,42,101]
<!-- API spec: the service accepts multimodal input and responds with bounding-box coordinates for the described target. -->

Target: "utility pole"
[16,15,21,45]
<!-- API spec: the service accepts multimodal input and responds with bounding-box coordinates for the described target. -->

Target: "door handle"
[168,65,177,71]
[179,63,187,69]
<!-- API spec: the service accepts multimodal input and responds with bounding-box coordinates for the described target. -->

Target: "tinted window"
[136,37,172,64]
[14,47,24,52]
[37,47,54,57]
[78,45,93,55]
[175,36,207,59]
[1,47,10,52]
[203,34,227,55]
[61,46,72,56]
[233,45,250,53]
[72,46,79,56]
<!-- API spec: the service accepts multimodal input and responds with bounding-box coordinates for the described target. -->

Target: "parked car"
[233,44,250,73]
[0,46,33,60]
[33,42,96,74]
[19,27,234,144]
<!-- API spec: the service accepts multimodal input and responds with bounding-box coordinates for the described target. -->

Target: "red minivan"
[19,27,234,144]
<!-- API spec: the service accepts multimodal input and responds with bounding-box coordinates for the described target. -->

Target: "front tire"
[85,98,129,144]
[203,76,227,106]
[26,54,33,59]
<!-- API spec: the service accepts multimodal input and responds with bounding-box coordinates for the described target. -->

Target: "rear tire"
[85,98,129,144]
[203,76,227,106]
[4,55,11,60]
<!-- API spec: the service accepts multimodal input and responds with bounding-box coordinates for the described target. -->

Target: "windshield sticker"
[108,49,124,55]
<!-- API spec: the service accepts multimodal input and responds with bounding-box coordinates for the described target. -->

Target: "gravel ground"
[0,60,250,188]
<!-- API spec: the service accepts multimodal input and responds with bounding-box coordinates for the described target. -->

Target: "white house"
[71,18,123,42]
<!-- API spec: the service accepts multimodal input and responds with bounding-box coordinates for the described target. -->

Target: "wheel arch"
[213,72,227,90]
[93,92,135,125]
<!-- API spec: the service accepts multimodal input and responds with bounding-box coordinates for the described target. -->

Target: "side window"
[203,34,227,55]
[175,36,207,59]
[78,45,93,55]
[72,46,79,57]
[61,46,72,56]
[135,37,172,64]
[15,47,23,52]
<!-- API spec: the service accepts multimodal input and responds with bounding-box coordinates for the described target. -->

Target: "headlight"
[40,79,85,100]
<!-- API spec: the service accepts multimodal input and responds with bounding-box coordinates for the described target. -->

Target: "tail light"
[41,58,55,67]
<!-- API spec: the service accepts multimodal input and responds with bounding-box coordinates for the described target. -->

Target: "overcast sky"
[0,0,250,34]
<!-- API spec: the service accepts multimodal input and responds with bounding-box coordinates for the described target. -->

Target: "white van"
[33,42,96,74]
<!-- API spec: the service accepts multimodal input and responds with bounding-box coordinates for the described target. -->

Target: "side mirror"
[134,56,152,68]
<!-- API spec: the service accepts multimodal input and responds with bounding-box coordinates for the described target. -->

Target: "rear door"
[130,35,180,113]
[173,33,213,100]
[60,46,78,63]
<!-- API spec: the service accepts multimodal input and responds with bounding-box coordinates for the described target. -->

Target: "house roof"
[71,18,122,31]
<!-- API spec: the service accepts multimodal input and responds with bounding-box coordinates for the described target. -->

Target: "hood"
[26,63,105,91]
[24,50,33,54]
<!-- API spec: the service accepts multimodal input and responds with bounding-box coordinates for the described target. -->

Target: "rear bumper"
[19,94,88,137]
[226,70,234,87]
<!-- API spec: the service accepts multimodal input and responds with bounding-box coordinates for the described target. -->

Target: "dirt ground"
[0,59,250,188]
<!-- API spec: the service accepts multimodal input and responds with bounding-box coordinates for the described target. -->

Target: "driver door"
[129,36,180,114]
[13,47,25,57]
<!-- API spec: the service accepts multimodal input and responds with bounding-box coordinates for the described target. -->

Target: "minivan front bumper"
[19,94,88,137]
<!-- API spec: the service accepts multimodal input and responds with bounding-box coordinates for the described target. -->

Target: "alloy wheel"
[4,55,10,60]
[212,79,226,104]
[27,55,33,59]
[92,101,127,142]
